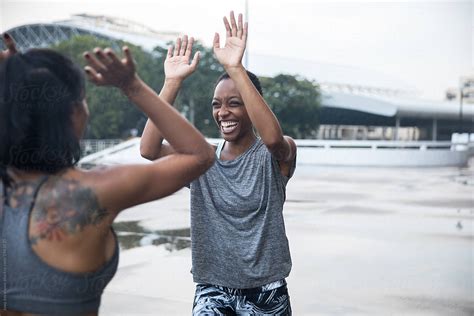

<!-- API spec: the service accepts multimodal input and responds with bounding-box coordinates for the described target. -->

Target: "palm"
[213,37,245,68]
[164,35,199,81]
[213,12,248,69]
[165,55,195,80]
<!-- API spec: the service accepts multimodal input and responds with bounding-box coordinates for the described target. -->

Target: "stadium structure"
[2,14,473,166]
[3,13,473,142]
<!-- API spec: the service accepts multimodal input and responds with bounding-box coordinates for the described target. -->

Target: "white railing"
[80,139,122,156]
[79,137,474,168]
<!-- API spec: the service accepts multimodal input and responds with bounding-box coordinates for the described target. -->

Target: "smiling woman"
[140,11,297,315]
[211,71,262,142]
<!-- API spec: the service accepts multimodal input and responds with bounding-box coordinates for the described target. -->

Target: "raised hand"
[83,46,138,91]
[165,35,200,81]
[0,33,18,63]
[213,11,247,70]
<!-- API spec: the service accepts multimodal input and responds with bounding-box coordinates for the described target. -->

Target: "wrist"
[121,74,143,97]
[164,78,183,88]
[223,64,246,75]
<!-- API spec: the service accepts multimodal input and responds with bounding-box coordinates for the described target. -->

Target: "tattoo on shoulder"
[29,178,109,244]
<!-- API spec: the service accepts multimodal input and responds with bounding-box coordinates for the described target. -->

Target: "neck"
[223,132,257,158]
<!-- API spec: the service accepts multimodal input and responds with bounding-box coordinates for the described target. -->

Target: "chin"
[221,133,239,142]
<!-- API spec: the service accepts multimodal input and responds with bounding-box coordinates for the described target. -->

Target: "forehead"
[214,79,240,98]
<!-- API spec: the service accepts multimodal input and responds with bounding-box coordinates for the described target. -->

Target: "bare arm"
[213,12,296,163]
[140,35,200,160]
[83,46,213,216]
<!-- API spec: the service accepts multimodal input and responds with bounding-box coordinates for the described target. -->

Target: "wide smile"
[220,120,239,134]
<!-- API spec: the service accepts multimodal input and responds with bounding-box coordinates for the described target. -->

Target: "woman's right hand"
[83,46,140,94]
[164,35,200,82]
[0,33,17,63]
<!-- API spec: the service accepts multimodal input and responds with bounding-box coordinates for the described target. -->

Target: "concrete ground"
[100,161,474,315]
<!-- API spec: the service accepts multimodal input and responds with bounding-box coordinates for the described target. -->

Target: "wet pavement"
[101,160,474,315]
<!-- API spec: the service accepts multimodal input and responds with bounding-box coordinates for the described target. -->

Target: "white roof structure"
[4,14,473,122]
[322,91,474,120]
[3,14,179,52]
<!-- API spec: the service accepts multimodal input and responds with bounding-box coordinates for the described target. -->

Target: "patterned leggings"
[192,279,291,316]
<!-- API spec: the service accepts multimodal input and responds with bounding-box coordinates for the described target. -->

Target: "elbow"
[264,136,285,152]
[140,143,157,161]
[202,145,216,169]
[195,145,216,173]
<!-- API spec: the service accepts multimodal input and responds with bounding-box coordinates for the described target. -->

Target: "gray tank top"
[190,138,296,289]
[0,176,119,315]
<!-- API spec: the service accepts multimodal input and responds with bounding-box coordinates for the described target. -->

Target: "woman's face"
[212,78,253,142]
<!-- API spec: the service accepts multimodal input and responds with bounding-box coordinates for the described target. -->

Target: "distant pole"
[459,87,464,132]
[244,0,249,68]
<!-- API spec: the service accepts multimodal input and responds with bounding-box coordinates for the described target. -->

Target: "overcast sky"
[1,0,472,100]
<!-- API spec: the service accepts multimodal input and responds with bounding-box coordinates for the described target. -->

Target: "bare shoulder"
[277,136,297,177]
[29,169,111,245]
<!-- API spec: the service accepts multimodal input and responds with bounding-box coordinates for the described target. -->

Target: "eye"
[229,100,242,107]
[212,101,220,108]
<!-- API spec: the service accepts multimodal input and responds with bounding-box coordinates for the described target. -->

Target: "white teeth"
[220,121,238,134]
[221,121,238,127]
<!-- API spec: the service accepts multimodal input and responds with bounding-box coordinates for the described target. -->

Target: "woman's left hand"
[213,11,247,70]
[0,33,17,63]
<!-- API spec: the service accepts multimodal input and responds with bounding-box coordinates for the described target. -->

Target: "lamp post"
[244,0,249,68]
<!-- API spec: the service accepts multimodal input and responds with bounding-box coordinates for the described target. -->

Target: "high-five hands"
[213,11,247,70]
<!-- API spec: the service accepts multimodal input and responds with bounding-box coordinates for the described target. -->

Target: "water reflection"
[113,221,190,251]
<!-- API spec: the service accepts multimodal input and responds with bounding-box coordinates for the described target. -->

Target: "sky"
[0,0,472,100]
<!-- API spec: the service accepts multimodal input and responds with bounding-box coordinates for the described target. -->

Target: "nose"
[218,105,230,118]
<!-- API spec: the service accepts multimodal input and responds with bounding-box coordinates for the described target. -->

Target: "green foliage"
[51,35,321,139]
[171,42,224,137]
[53,35,162,138]
[261,75,321,138]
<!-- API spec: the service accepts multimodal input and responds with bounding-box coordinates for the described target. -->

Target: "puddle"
[113,221,190,251]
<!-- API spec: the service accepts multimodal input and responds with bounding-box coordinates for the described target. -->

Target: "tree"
[53,35,162,138]
[52,36,321,139]
[260,74,321,138]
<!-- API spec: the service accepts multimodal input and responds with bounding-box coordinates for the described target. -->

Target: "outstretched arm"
[83,46,213,217]
[140,35,200,160]
[213,12,296,165]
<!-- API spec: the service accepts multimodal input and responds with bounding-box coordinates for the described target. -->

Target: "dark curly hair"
[215,70,263,96]
[0,49,85,186]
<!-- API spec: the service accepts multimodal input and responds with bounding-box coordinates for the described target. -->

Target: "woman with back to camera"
[0,33,214,315]
[140,12,297,315]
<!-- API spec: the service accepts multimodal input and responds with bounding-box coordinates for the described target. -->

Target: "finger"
[180,35,188,56]
[83,51,107,72]
[237,13,243,39]
[185,37,194,59]
[174,37,181,57]
[3,33,17,54]
[84,66,104,85]
[212,33,220,50]
[94,47,113,66]
[223,17,231,38]
[242,22,248,44]
[104,48,122,66]
[167,45,173,59]
[230,11,238,37]
[123,46,134,67]
[190,51,200,70]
